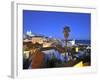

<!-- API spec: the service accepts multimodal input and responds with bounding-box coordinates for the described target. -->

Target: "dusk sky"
[23,10,91,40]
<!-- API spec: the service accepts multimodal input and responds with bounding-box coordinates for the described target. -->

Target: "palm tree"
[63,25,70,61]
[63,25,70,46]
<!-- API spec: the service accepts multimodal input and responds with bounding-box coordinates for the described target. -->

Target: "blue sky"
[23,10,91,40]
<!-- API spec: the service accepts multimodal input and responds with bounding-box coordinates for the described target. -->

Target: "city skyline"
[23,10,91,40]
